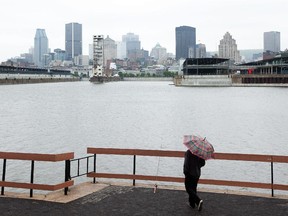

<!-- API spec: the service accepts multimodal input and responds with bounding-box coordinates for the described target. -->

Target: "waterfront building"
[182,58,229,76]
[104,36,117,66]
[218,32,241,64]
[264,31,280,53]
[240,53,288,75]
[150,43,167,63]
[65,22,82,61]
[34,29,49,67]
[175,26,196,60]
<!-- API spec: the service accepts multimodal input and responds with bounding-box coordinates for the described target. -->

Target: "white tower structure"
[93,35,104,76]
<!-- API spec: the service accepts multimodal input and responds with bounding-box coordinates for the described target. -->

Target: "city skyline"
[1,0,288,62]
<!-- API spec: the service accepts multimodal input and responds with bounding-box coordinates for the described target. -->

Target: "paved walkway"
[1,183,288,215]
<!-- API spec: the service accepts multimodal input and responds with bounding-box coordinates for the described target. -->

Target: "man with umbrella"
[183,135,214,211]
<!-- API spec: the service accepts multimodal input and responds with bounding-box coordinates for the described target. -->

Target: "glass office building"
[175,26,196,60]
[34,29,49,67]
[264,31,280,53]
[65,23,82,60]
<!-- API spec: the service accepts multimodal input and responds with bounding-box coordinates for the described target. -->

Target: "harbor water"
[0,81,288,195]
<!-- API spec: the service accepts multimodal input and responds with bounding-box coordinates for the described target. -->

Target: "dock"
[1,148,288,215]
[1,182,288,215]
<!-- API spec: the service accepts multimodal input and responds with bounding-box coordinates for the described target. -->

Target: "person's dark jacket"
[183,150,205,178]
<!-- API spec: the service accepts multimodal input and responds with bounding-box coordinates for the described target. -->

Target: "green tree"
[118,72,124,78]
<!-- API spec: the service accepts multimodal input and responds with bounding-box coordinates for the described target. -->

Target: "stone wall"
[123,77,173,82]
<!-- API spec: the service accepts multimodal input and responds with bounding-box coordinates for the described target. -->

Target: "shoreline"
[0,77,81,85]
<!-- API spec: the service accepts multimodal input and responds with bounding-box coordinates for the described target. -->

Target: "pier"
[0,148,288,215]
[174,56,288,87]
[0,65,81,85]
[1,182,288,216]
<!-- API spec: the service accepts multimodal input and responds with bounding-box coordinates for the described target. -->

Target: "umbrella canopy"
[183,135,215,160]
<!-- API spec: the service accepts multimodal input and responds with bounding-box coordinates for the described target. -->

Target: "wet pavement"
[1,185,288,216]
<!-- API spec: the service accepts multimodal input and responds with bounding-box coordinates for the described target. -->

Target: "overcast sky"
[1,0,287,62]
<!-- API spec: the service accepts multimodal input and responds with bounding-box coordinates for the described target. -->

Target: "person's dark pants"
[184,174,201,207]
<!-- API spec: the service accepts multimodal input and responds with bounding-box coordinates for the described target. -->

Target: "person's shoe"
[198,200,203,211]
[186,202,195,209]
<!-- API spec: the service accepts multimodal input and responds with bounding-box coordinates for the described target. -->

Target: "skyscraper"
[175,26,196,60]
[34,29,48,67]
[104,35,117,66]
[218,32,241,64]
[65,22,82,60]
[264,31,280,53]
[122,33,141,60]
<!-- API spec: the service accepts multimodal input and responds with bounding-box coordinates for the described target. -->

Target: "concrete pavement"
[1,182,288,215]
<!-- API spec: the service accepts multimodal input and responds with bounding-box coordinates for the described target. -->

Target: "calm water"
[0,81,288,194]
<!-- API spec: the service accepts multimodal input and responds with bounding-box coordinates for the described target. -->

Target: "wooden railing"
[86,148,288,197]
[0,151,74,197]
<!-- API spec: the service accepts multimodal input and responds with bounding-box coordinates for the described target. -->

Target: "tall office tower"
[218,32,241,63]
[104,35,117,65]
[175,26,196,60]
[122,33,141,59]
[264,31,280,52]
[65,22,82,61]
[34,29,49,67]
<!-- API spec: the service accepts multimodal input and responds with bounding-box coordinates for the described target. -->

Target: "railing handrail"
[0,151,74,197]
[87,148,184,157]
[214,152,288,163]
[87,147,288,197]
[87,148,288,163]
[0,151,74,161]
